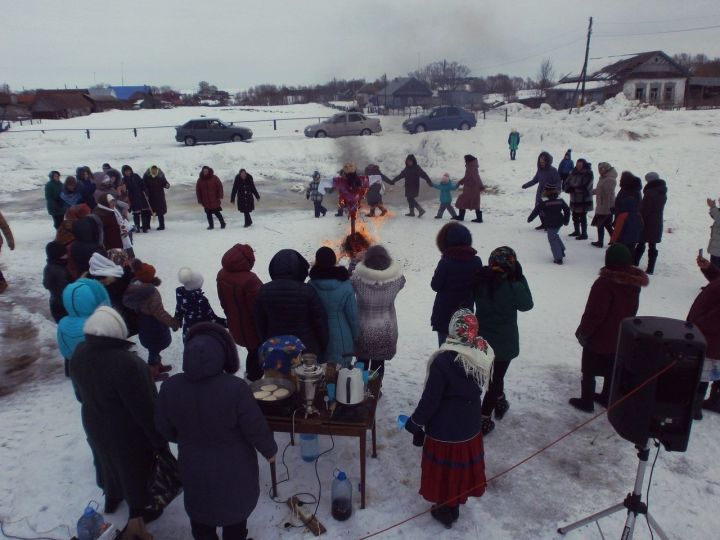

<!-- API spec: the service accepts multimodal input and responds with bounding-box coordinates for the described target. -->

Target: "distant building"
[355,83,377,107]
[31,89,94,119]
[110,85,152,101]
[547,50,689,108]
[686,77,720,108]
[374,77,433,108]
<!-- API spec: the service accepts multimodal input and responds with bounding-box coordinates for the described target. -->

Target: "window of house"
[635,85,645,100]
[664,84,674,101]
[649,86,659,101]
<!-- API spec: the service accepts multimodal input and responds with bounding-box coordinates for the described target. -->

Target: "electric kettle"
[336,365,365,406]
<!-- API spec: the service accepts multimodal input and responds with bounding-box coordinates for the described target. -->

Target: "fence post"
[505,109,508,122]
[86,129,90,139]
[483,110,486,120]
[273,119,277,131]
[133,128,138,137]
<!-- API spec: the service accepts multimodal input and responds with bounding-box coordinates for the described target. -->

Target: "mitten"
[405,418,426,447]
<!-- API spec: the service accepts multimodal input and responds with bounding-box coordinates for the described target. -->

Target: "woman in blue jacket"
[309,247,358,366]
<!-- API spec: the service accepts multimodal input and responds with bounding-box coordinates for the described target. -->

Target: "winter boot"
[431,505,454,529]
[494,394,510,420]
[569,215,580,237]
[157,215,165,230]
[569,375,595,412]
[471,210,483,223]
[646,247,658,275]
[480,415,495,435]
[591,241,603,248]
[366,208,376,217]
[450,505,459,523]
[133,213,142,232]
[568,397,594,412]
[417,206,426,218]
[405,210,415,217]
[453,209,466,221]
[219,217,226,229]
[336,207,344,217]
[379,205,388,216]
[702,381,720,413]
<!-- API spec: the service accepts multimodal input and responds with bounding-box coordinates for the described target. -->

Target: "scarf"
[425,339,495,390]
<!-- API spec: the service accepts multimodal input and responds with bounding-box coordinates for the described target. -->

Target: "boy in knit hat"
[306,171,327,218]
[431,173,459,219]
[175,267,226,339]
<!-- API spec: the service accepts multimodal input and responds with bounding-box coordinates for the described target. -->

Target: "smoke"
[333,136,374,174]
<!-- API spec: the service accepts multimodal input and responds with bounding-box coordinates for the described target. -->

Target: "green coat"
[474,274,533,361]
[45,179,65,216]
[508,131,520,151]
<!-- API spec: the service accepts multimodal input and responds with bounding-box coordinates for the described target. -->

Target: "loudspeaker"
[608,316,705,452]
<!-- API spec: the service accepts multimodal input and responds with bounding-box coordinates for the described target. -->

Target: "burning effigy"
[333,162,369,235]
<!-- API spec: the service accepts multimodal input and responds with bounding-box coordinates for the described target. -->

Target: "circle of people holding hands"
[0,148,709,538]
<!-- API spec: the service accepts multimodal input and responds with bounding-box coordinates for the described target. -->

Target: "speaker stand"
[558,443,669,540]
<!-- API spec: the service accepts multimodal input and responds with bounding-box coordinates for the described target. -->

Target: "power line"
[596,23,720,38]
[473,36,585,72]
[598,13,720,25]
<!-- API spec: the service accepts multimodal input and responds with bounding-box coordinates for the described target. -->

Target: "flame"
[322,203,395,261]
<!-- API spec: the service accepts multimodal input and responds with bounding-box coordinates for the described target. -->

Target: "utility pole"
[569,16,593,114]
[121,62,125,86]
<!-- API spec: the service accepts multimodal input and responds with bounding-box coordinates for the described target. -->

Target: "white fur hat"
[178,267,204,291]
[84,306,128,340]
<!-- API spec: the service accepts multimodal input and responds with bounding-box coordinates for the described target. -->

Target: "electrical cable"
[0,519,64,540]
[645,440,661,540]
[473,36,586,72]
[596,23,720,38]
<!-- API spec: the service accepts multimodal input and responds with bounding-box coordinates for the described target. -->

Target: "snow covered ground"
[0,98,719,539]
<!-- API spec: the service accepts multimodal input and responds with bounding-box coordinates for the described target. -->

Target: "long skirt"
[420,432,486,506]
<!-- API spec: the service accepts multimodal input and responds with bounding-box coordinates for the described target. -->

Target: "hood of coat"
[183,322,239,381]
[71,216,101,243]
[537,151,554,168]
[644,179,667,196]
[65,204,92,222]
[309,265,349,281]
[599,266,649,288]
[310,278,347,292]
[404,154,418,168]
[466,158,479,172]
[199,166,215,179]
[221,244,255,272]
[599,165,618,183]
[123,281,156,310]
[62,278,108,317]
[353,261,403,284]
[269,249,309,282]
[143,167,165,179]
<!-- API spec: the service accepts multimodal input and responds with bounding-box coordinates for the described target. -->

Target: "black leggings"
[205,208,225,228]
[481,360,511,416]
[190,519,247,540]
[407,197,424,214]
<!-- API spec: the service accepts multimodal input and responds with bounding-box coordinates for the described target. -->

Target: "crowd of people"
[0,149,717,539]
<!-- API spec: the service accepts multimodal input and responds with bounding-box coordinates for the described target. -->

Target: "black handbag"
[147,447,183,511]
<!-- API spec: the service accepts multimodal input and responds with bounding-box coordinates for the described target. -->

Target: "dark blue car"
[402,106,477,134]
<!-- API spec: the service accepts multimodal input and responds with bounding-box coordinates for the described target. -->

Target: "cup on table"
[326,383,336,402]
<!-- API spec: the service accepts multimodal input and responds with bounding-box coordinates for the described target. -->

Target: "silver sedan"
[304,112,382,138]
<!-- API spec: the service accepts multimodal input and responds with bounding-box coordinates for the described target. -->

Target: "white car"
[304,112,382,138]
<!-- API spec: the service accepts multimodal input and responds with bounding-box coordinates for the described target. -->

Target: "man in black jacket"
[254,249,329,356]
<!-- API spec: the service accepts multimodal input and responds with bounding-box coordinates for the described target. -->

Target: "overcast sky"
[2,0,720,91]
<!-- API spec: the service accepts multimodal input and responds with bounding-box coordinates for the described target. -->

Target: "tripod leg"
[646,513,670,540]
[558,502,626,535]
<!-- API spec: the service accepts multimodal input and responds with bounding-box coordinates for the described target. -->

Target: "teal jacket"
[309,278,359,366]
[508,131,520,151]
[57,278,111,359]
[431,181,459,204]
[474,272,533,361]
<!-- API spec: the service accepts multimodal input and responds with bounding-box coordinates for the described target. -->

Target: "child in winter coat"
[123,260,180,379]
[570,244,648,412]
[508,129,520,160]
[364,164,392,217]
[527,188,571,264]
[60,176,84,209]
[474,247,533,435]
[707,197,720,267]
[306,171,327,218]
[404,309,493,529]
[558,150,574,182]
[175,267,226,340]
[431,173,459,219]
[0,209,15,293]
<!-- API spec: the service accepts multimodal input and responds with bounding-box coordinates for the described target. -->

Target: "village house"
[374,77,433,109]
[31,89,95,119]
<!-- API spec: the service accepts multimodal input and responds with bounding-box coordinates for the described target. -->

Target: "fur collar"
[352,261,403,284]
[599,266,649,287]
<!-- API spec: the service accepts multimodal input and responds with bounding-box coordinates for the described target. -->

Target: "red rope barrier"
[358,360,679,540]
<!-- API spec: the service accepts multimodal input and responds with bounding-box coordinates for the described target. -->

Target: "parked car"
[304,112,381,138]
[402,106,477,134]
[175,118,253,146]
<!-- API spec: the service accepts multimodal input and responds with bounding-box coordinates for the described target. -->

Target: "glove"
[405,418,426,447]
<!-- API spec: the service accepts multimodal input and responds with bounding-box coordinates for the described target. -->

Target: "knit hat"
[102,163,111,171]
[312,170,320,179]
[363,245,392,271]
[84,306,128,340]
[441,173,450,182]
[565,149,572,158]
[645,171,660,182]
[445,223,472,248]
[89,252,124,278]
[464,154,477,164]
[133,262,157,283]
[259,335,306,375]
[489,246,518,274]
[314,246,337,270]
[605,244,632,268]
[46,241,67,261]
[107,248,129,267]
[48,170,60,180]
[178,267,204,291]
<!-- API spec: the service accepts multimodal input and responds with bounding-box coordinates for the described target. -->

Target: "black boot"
[133,213,141,232]
[646,247,658,275]
[157,215,165,230]
[430,505,454,529]
[702,381,720,413]
[576,216,588,240]
[417,206,426,218]
[471,210,483,223]
[569,217,579,236]
[450,505,459,522]
[336,208,344,217]
[569,375,595,412]
[206,212,214,230]
[494,394,509,419]
[453,209,466,221]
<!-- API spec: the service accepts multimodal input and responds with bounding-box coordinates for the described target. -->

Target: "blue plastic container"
[300,433,319,462]
[77,503,106,540]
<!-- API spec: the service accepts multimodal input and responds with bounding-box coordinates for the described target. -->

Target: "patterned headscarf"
[447,308,490,352]
[259,335,306,375]
[489,246,517,274]
[107,248,129,267]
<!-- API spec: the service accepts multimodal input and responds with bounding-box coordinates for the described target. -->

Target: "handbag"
[147,446,183,511]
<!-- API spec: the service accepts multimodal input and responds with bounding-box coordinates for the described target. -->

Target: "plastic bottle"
[331,470,353,521]
[299,433,319,462]
[76,504,106,540]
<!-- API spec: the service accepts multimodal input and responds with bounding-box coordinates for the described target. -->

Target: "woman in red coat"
[570,244,649,412]
[196,166,226,230]
[93,193,123,250]
[454,154,485,223]
[688,256,720,415]
[216,244,263,380]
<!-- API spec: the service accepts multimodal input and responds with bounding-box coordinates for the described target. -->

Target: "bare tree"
[442,61,471,91]
[0,83,10,93]
[537,58,555,96]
